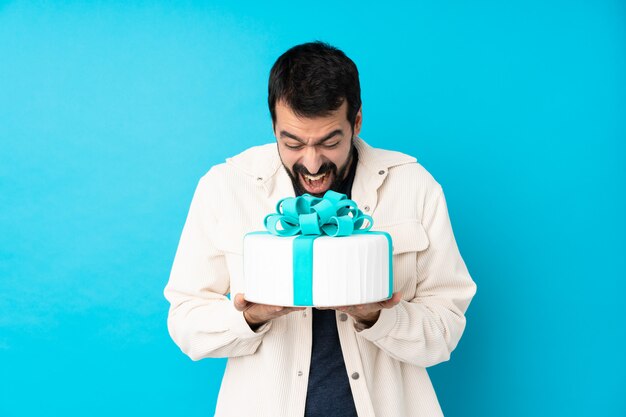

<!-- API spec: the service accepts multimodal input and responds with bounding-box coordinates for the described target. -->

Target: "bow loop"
[264,191,373,237]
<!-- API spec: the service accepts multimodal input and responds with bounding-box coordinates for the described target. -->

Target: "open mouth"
[299,171,333,194]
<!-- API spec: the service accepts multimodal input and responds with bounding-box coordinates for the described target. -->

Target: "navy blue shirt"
[298,148,359,417]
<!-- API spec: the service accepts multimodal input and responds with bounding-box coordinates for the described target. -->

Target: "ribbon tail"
[293,235,317,306]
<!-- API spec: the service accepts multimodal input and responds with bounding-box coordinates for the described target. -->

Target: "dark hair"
[268,41,361,132]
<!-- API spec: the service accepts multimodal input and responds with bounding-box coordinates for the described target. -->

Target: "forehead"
[274,101,348,136]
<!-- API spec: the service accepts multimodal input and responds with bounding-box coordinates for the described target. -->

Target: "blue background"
[1,1,624,416]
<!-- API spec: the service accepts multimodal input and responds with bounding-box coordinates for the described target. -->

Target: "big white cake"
[243,231,392,307]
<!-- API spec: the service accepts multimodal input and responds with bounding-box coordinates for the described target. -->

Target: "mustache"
[292,162,337,176]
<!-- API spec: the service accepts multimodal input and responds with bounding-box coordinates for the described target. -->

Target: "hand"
[322,292,403,328]
[233,293,305,330]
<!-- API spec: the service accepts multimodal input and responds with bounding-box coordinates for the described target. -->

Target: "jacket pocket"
[377,219,430,255]
[376,220,430,294]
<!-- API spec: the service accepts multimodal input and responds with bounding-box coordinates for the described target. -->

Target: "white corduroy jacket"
[164,137,477,417]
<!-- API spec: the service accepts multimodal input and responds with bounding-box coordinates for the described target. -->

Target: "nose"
[301,146,324,174]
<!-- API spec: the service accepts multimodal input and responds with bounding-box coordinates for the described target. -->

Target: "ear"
[353,107,363,137]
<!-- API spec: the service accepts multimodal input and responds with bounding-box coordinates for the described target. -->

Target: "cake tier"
[243,232,392,307]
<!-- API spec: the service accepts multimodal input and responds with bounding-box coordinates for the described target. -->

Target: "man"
[164,41,476,417]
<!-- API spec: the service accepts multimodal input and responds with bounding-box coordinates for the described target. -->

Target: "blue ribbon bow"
[263,190,374,237]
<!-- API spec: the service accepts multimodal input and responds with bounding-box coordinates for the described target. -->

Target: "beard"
[282,143,355,198]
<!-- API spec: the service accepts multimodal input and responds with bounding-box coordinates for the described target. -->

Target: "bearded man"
[164,41,477,417]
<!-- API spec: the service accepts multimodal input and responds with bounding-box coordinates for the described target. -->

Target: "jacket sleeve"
[355,185,477,368]
[163,173,272,361]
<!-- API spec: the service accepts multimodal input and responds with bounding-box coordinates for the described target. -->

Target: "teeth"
[304,173,326,181]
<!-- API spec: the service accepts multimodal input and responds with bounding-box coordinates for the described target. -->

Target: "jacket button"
[363,206,370,212]
[339,313,348,321]
[297,371,303,376]
[378,170,385,175]
[256,177,263,181]
[351,372,360,380]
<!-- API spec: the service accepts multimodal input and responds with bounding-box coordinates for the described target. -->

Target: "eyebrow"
[279,129,344,145]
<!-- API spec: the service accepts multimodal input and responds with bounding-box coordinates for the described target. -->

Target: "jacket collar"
[226,137,417,197]
[352,136,416,173]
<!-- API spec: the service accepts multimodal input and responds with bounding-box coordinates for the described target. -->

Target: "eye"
[285,143,303,150]
[323,142,339,149]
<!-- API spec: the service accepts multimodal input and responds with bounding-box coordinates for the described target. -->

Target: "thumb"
[233,293,249,311]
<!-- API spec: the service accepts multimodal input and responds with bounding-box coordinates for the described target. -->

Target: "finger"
[259,305,304,321]
[275,305,306,313]
[253,304,282,315]
[317,306,344,311]
[336,304,369,314]
[283,306,306,313]
[380,292,403,308]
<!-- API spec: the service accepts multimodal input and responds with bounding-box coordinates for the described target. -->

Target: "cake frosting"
[243,232,392,307]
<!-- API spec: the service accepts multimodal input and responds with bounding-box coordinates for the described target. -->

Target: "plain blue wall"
[1,1,624,416]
